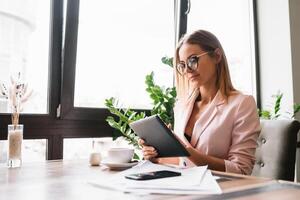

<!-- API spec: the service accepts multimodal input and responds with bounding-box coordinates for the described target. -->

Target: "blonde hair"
[174,30,236,99]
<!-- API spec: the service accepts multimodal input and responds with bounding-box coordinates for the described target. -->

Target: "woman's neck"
[199,86,218,104]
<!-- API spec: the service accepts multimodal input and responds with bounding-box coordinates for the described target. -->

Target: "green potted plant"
[258,91,300,119]
[104,57,176,159]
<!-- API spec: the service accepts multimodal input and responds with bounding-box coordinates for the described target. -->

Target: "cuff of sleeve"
[224,160,242,174]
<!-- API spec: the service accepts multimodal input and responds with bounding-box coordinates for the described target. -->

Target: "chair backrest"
[252,119,300,181]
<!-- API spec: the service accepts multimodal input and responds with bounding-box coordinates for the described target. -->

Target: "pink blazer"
[174,89,261,175]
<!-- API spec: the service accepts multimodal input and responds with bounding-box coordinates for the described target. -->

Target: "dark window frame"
[252,0,261,109]
[60,0,109,121]
[60,0,183,121]
[0,0,112,160]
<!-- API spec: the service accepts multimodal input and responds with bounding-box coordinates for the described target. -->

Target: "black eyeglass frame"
[176,51,212,75]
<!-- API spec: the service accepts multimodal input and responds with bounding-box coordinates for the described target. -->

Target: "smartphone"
[125,170,181,181]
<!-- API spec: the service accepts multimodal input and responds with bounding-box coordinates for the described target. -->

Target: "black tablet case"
[129,115,190,157]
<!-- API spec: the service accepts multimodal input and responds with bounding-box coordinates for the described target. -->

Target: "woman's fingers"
[142,145,155,152]
[138,138,145,146]
[167,123,172,129]
[142,148,157,156]
[138,138,159,160]
[143,151,158,160]
[142,145,158,160]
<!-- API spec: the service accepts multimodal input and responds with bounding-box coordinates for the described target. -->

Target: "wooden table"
[0,160,299,200]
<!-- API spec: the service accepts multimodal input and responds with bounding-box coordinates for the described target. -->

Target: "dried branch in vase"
[0,72,33,129]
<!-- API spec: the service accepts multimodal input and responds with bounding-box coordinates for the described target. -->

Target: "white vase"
[7,124,23,168]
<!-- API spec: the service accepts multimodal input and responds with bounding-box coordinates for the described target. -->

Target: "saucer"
[101,159,138,170]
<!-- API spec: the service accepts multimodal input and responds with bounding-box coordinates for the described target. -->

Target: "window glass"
[187,0,256,95]
[0,139,47,164]
[0,0,50,114]
[74,0,175,109]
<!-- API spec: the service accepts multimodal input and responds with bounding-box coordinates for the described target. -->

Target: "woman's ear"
[214,48,222,64]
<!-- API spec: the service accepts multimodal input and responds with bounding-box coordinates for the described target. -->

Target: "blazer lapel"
[190,91,225,147]
[174,89,200,139]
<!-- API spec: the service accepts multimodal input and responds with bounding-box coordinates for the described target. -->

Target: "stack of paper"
[89,161,222,195]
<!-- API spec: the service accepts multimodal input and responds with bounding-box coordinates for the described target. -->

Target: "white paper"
[89,160,222,195]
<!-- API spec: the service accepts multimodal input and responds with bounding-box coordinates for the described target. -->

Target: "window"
[0,0,51,114]
[0,0,259,161]
[73,0,175,110]
[186,0,257,96]
[0,0,65,161]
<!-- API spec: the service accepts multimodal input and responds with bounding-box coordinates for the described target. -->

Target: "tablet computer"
[129,115,190,157]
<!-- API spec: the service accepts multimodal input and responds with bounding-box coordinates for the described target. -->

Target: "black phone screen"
[125,170,181,181]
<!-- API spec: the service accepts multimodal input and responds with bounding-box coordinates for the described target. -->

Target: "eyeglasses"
[176,52,211,75]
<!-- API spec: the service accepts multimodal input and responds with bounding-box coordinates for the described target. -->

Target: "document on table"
[88,160,222,195]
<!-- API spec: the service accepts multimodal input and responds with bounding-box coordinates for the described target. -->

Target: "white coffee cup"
[107,148,134,163]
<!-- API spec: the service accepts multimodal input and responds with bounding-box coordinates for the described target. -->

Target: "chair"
[251,119,300,181]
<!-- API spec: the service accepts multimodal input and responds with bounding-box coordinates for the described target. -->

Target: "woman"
[140,30,260,175]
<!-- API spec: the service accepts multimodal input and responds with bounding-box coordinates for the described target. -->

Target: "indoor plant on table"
[0,72,32,168]
[104,57,176,160]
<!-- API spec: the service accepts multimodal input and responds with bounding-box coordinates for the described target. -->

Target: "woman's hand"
[184,146,225,171]
[138,139,158,161]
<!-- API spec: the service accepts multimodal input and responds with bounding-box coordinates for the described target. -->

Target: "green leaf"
[125,128,133,136]
[161,56,173,68]
[133,152,140,160]
[260,110,271,120]
[120,123,127,133]
[128,111,137,121]
[273,92,283,118]
[292,103,300,118]
[106,118,121,129]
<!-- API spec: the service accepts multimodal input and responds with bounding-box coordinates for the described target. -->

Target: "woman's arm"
[224,96,261,175]
[140,138,225,170]
[185,146,225,171]
[145,145,225,170]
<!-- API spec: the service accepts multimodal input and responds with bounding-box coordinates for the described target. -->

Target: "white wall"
[257,0,294,116]
[257,0,300,182]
